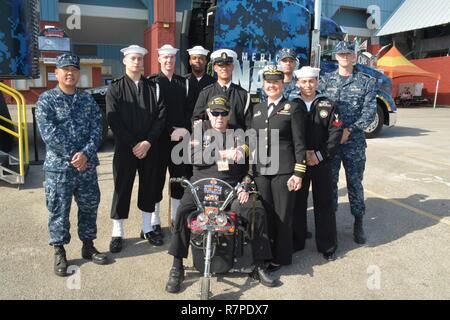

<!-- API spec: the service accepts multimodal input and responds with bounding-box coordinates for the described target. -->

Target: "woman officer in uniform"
[250,65,307,271]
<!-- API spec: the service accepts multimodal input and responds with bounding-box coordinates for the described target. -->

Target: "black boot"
[81,240,108,265]
[109,237,123,253]
[54,245,68,277]
[140,230,163,246]
[251,265,278,287]
[353,217,367,244]
[153,224,164,238]
[165,266,185,293]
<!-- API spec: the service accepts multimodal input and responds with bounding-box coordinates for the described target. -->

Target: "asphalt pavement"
[1,106,449,300]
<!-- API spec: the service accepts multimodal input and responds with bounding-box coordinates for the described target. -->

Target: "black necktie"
[222,85,227,93]
[268,103,275,116]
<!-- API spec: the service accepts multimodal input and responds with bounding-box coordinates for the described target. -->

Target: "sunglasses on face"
[210,110,229,117]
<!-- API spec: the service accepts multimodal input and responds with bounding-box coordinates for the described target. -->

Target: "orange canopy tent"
[377,46,441,108]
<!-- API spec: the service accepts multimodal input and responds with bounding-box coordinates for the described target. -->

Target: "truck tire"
[365,103,384,139]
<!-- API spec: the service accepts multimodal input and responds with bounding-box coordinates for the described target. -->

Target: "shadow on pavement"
[274,189,447,279]
[376,126,432,138]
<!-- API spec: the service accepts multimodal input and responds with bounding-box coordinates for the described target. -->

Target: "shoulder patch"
[319,109,329,118]
[317,99,332,108]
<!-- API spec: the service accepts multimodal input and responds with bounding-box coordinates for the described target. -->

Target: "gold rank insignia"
[320,110,329,118]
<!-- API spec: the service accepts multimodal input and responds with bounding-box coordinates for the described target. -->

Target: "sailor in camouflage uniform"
[319,41,377,244]
[36,53,107,277]
[258,48,301,102]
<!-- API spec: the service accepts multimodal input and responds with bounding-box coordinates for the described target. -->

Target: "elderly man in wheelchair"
[165,95,277,294]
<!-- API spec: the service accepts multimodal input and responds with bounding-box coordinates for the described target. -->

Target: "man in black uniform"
[106,45,166,253]
[191,49,251,130]
[165,95,276,293]
[292,66,343,261]
[185,45,215,112]
[184,45,215,178]
[250,65,307,272]
[148,44,191,237]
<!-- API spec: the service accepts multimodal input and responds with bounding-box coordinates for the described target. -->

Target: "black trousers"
[254,174,296,265]
[293,161,337,254]
[153,137,186,203]
[110,143,157,219]
[168,190,272,262]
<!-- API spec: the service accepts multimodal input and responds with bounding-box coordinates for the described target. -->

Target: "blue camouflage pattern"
[334,41,355,54]
[319,68,376,217]
[36,86,102,172]
[36,86,102,245]
[56,53,80,69]
[45,168,100,245]
[319,69,377,145]
[330,141,366,217]
[214,0,311,67]
[0,0,36,78]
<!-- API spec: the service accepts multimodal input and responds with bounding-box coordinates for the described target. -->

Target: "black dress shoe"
[252,266,277,287]
[354,217,367,244]
[165,267,185,293]
[140,230,163,246]
[54,246,68,277]
[153,224,164,238]
[323,252,336,261]
[109,237,123,253]
[81,241,108,265]
[266,263,282,273]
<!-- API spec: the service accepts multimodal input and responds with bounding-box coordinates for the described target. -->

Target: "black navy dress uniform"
[185,73,215,114]
[184,73,215,177]
[148,72,191,202]
[292,94,343,255]
[192,81,251,130]
[106,74,166,219]
[250,96,307,266]
[168,120,272,263]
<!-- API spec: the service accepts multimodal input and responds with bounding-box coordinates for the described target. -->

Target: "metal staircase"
[0,82,29,185]
[0,151,28,184]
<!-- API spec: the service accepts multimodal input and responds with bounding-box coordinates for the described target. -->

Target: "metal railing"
[0,82,29,180]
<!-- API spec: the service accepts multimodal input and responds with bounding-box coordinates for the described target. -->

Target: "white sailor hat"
[120,45,148,56]
[187,45,209,56]
[294,66,321,79]
[157,44,179,55]
[210,49,238,65]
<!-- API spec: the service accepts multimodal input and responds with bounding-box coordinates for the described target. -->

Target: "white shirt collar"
[218,81,232,90]
[268,95,283,107]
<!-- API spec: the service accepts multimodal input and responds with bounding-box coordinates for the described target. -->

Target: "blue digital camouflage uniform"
[36,75,102,246]
[319,61,377,218]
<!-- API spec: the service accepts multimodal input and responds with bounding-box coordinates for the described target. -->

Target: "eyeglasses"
[210,111,229,117]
